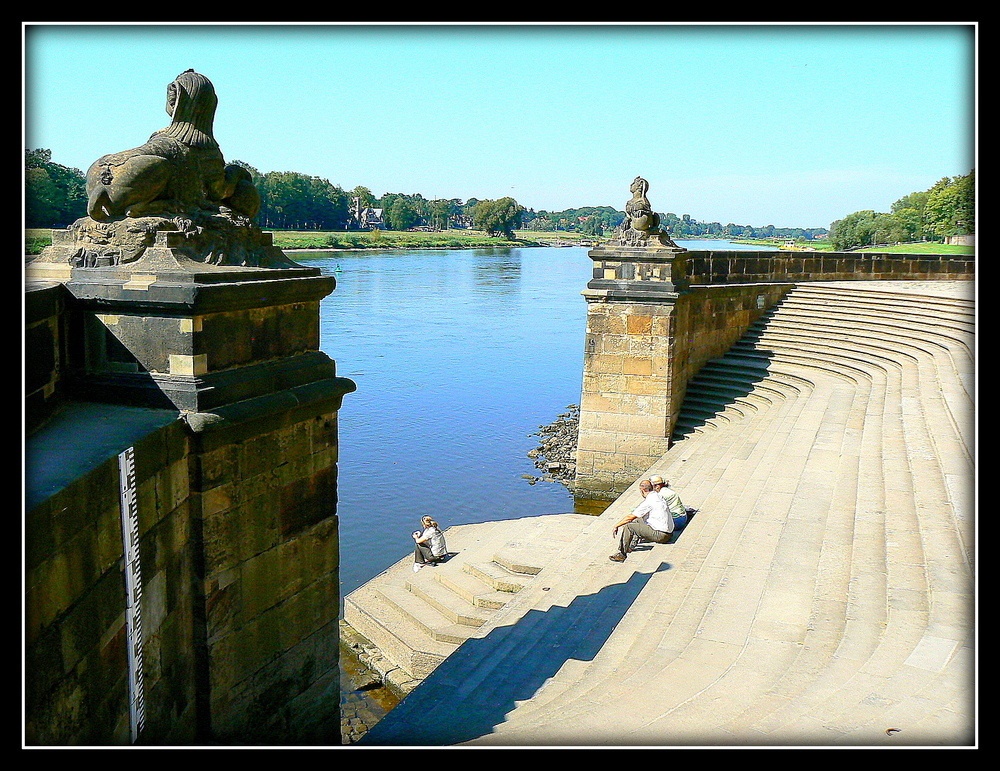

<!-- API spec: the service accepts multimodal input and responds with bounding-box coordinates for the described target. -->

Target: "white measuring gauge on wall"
[118,446,147,743]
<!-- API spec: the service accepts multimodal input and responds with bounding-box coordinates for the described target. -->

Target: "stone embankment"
[523,404,579,487]
[339,621,406,744]
[356,279,974,746]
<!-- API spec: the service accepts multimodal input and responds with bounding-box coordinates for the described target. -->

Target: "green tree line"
[23,149,973,249]
[828,171,974,250]
[24,149,526,238]
[25,149,88,229]
[520,206,829,241]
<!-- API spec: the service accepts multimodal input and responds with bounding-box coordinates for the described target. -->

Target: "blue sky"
[23,22,975,229]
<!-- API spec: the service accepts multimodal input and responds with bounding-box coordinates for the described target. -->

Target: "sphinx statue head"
[160,68,220,149]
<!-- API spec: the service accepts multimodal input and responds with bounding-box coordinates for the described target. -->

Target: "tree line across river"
[25,149,973,251]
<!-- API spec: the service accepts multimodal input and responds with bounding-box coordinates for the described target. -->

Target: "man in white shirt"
[650,475,688,530]
[609,479,673,562]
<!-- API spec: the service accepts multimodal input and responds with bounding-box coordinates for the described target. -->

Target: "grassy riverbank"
[23,227,573,255]
[24,228,972,256]
[733,238,974,255]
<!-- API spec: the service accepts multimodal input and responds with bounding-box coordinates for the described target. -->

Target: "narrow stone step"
[492,545,547,576]
[463,561,528,593]
[433,569,515,610]
[405,573,492,628]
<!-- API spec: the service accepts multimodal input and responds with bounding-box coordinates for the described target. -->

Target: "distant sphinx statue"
[62,69,293,268]
[616,176,682,249]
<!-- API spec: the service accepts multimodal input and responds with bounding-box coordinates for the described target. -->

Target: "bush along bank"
[524,404,579,487]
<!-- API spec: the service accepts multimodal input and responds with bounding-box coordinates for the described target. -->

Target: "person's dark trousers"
[414,542,436,564]
[617,518,671,556]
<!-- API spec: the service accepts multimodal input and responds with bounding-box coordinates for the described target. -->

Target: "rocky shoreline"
[523,404,579,488]
[339,620,413,744]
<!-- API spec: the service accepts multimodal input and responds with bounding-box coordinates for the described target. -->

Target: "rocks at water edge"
[524,404,579,487]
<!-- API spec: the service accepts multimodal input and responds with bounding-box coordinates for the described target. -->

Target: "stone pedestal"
[27,229,350,416]
[573,245,689,500]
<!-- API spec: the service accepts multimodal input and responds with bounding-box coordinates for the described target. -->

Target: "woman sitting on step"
[412,516,448,571]
[649,475,690,530]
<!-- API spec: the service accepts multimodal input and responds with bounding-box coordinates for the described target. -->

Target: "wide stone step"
[343,583,457,680]
[378,583,482,645]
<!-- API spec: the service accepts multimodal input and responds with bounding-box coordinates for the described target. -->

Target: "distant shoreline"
[24,228,973,257]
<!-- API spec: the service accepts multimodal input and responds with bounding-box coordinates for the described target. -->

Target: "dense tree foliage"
[829,170,974,250]
[245,165,352,230]
[471,197,524,238]
[522,206,623,234]
[25,149,87,228]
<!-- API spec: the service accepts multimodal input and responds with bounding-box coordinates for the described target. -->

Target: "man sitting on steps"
[609,479,673,562]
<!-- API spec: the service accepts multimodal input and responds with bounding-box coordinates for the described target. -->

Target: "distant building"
[945,234,974,246]
[351,196,386,230]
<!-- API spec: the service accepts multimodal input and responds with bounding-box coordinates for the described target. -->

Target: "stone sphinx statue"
[616,176,682,249]
[53,69,294,269]
[86,69,259,223]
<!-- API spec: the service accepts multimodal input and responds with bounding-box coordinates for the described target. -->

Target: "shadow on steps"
[358,562,672,746]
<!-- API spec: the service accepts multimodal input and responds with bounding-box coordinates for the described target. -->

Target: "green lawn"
[857,242,974,255]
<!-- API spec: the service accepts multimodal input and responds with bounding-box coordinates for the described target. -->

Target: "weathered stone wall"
[684,250,973,284]
[575,299,676,497]
[25,401,344,744]
[573,246,973,499]
[25,240,353,745]
[192,401,343,744]
[25,418,199,744]
[672,284,793,390]
[25,282,66,434]
[575,283,791,498]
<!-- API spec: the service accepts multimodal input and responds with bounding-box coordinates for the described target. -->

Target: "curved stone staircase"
[354,281,975,747]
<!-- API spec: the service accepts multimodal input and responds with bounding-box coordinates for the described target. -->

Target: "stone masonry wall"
[24,401,345,745]
[684,250,973,284]
[25,419,200,744]
[575,283,791,499]
[673,284,793,389]
[193,405,342,744]
[575,299,676,498]
[25,282,66,434]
